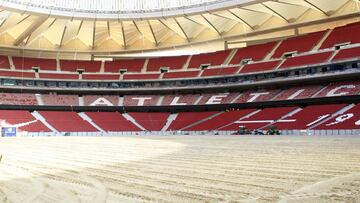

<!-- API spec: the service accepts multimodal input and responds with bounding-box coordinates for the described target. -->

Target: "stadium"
[0,0,359,202]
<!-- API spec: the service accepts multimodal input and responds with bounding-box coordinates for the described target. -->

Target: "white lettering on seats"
[287,89,305,100]
[247,92,269,102]
[90,98,114,106]
[132,97,152,106]
[326,85,355,97]
[170,97,187,106]
[306,114,330,127]
[326,114,354,126]
[206,95,228,105]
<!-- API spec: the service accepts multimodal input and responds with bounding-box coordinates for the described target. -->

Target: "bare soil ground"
[0,135,359,203]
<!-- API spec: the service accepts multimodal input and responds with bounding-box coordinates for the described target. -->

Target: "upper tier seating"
[83,95,119,106]
[13,57,57,71]
[240,60,281,73]
[168,111,219,130]
[42,94,79,106]
[123,73,160,80]
[272,31,325,58]
[82,74,120,80]
[39,111,97,132]
[186,109,255,131]
[128,112,170,131]
[273,104,347,130]
[0,93,37,105]
[332,46,360,61]
[123,95,160,106]
[162,70,200,79]
[314,81,360,98]
[201,67,239,77]
[197,93,240,105]
[60,60,101,72]
[230,42,276,64]
[161,94,200,106]
[104,59,145,73]
[86,112,141,131]
[0,70,35,78]
[321,22,360,49]
[0,56,10,69]
[147,56,188,71]
[235,90,281,103]
[273,85,324,101]
[188,50,230,69]
[279,51,333,69]
[0,110,50,132]
[315,103,360,130]
[39,73,79,80]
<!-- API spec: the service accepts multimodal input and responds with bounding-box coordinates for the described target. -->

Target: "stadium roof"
[0,0,359,57]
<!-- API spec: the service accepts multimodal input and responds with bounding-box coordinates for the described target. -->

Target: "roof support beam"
[174,18,190,42]
[201,14,221,36]
[147,20,158,46]
[304,0,329,16]
[227,10,254,30]
[13,16,47,46]
[120,21,127,49]
[261,3,289,23]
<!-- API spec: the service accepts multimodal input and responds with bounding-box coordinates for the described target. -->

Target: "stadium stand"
[104,59,145,73]
[60,60,101,72]
[0,110,50,132]
[332,46,360,61]
[0,93,38,105]
[13,57,57,71]
[0,56,10,69]
[279,51,333,69]
[272,31,325,58]
[188,50,230,69]
[162,70,200,79]
[123,73,160,80]
[240,60,281,73]
[201,67,239,77]
[147,55,188,71]
[167,111,219,130]
[320,22,360,49]
[39,73,79,80]
[85,112,141,131]
[0,70,36,78]
[229,42,277,64]
[128,112,170,131]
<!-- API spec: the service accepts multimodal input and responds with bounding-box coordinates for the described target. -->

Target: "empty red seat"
[60,60,101,72]
[0,56,10,69]
[39,73,79,80]
[163,70,200,79]
[0,93,37,105]
[230,42,276,64]
[0,70,35,78]
[82,74,120,80]
[315,104,360,130]
[279,51,333,69]
[332,46,360,61]
[201,67,239,77]
[86,112,141,131]
[272,31,325,58]
[240,60,281,73]
[39,111,97,132]
[188,50,230,69]
[321,22,360,49]
[13,57,57,71]
[129,112,170,131]
[105,59,145,73]
[0,110,50,132]
[123,73,159,80]
[42,94,79,106]
[168,111,219,130]
[147,55,188,71]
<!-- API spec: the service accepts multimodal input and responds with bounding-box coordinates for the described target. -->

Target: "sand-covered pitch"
[0,135,360,203]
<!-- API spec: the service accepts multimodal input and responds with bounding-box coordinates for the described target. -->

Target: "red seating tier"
[83,95,119,106]
[129,112,170,131]
[272,31,325,58]
[0,110,50,132]
[279,51,333,69]
[13,57,57,71]
[104,59,144,73]
[123,95,160,106]
[201,67,239,77]
[315,104,360,130]
[162,94,200,106]
[273,104,346,130]
[60,60,101,72]
[187,109,255,131]
[123,73,160,80]
[42,94,79,106]
[0,56,10,69]
[188,50,230,69]
[240,60,281,73]
[39,111,97,132]
[315,81,360,98]
[0,93,37,105]
[321,22,360,49]
[82,74,120,80]
[228,107,297,130]
[230,42,276,64]
[162,70,200,79]
[332,46,360,61]
[147,55,188,71]
[168,111,219,130]
[0,70,35,78]
[274,85,323,101]
[86,112,140,131]
[39,73,79,80]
